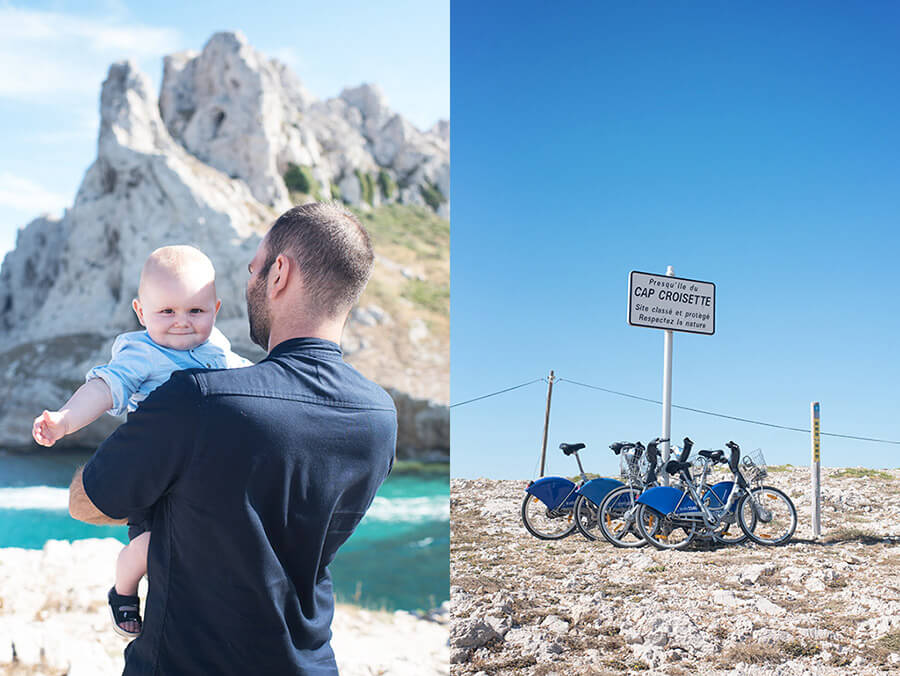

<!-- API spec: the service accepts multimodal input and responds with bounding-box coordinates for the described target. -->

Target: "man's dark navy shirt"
[82,338,397,675]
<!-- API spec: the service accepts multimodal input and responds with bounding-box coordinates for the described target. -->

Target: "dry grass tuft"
[780,641,821,657]
[831,468,893,480]
[717,642,784,665]
[873,631,900,661]
[468,653,538,672]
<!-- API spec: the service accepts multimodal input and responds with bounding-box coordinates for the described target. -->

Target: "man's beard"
[246,276,271,350]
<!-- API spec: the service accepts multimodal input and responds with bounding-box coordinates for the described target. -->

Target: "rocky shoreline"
[450,468,900,675]
[0,539,449,675]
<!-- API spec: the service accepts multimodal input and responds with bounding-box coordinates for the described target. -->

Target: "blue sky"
[451,2,900,478]
[0,0,449,258]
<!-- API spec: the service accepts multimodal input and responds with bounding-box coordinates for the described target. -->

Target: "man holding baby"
[64,202,397,675]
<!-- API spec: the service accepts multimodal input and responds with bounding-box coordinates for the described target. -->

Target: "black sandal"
[108,587,142,638]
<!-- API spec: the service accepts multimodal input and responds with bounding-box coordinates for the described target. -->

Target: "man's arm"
[79,370,200,524]
[69,465,127,525]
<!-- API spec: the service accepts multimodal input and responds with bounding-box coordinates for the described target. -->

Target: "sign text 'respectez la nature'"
[627,271,716,335]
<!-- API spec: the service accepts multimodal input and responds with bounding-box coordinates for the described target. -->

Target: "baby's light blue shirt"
[86,327,253,416]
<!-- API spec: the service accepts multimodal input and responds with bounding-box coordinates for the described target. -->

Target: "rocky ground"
[0,539,448,675]
[450,467,900,675]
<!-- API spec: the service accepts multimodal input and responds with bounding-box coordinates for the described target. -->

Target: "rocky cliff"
[0,32,448,459]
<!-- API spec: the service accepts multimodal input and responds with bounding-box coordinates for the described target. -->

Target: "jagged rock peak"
[158,31,298,210]
[431,119,450,142]
[158,32,448,216]
[340,83,392,129]
[100,61,174,161]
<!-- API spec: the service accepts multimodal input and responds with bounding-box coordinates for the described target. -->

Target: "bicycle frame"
[637,457,743,531]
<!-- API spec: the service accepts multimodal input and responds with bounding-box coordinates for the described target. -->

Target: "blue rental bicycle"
[594,437,666,547]
[521,443,624,540]
[574,439,659,543]
[635,441,797,549]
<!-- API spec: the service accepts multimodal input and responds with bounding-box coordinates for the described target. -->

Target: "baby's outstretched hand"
[32,410,68,447]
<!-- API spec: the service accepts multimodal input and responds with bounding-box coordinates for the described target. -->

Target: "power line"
[451,373,900,445]
[557,377,900,445]
[449,378,545,408]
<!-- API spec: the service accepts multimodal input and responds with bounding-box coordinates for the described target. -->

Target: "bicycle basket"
[741,449,768,482]
[620,451,646,485]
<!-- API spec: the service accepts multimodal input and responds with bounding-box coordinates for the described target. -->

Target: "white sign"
[628,271,715,335]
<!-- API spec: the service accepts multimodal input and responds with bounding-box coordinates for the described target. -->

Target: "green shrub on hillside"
[378,170,397,200]
[283,164,321,200]
[355,169,376,205]
[330,182,342,200]
[419,181,445,211]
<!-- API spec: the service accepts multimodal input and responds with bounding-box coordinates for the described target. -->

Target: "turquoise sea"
[0,451,449,612]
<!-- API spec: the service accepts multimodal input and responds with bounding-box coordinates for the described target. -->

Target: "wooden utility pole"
[539,370,555,477]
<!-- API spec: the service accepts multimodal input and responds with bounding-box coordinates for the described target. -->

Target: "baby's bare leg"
[116,531,150,596]
[114,531,149,634]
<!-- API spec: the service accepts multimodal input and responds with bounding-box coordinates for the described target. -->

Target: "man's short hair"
[261,202,374,318]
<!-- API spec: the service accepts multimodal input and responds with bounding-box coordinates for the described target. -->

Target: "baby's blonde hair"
[138,245,217,297]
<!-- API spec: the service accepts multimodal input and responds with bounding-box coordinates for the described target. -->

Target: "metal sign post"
[811,402,821,538]
[627,268,716,485]
[660,267,675,484]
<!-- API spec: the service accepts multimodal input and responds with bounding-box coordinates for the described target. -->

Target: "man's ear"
[269,254,291,298]
[132,299,145,326]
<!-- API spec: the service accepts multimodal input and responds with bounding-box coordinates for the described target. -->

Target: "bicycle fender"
[525,476,577,510]
[636,486,685,515]
[575,477,624,505]
[706,481,737,513]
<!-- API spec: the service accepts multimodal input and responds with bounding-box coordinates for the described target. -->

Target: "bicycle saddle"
[560,442,586,455]
[699,449,725,463]
[609,442,635,455]
[665,459,692,475]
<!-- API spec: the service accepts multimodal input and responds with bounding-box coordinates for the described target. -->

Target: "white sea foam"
[0,486,450,523]
[0,486,69,510]
[363,496,449,523]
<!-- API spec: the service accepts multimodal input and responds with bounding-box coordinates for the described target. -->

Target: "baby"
[32,245,251,638]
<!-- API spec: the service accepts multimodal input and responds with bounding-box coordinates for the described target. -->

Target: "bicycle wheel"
[598,486,647,548]
[710,506,752,545]
[573,495,599,541]
[521,494,577,540]
[737,486,796,546]
[636,504,696,550]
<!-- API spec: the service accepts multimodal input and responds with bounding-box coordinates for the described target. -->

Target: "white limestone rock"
[159,33,448,213]
[0,215,66,334]
[450,618,500,649]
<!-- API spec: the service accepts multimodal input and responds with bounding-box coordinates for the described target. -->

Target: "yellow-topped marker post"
[811,402,821,538]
